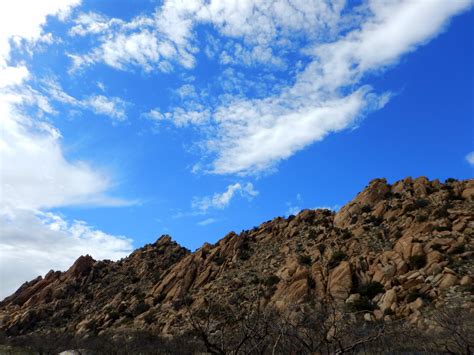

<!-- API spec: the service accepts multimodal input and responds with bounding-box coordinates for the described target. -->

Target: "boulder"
[328,261,352,301]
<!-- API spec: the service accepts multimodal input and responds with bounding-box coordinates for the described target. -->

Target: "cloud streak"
[192,182,258,211]
[120,0,473,175]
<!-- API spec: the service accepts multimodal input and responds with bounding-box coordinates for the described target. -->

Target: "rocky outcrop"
[0,177,472,340]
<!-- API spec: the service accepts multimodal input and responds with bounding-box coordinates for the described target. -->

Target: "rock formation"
[0,177,473,352]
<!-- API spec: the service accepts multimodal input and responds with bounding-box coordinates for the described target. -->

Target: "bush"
[416,214,428,222]
[409,254,427,269]
[448,244,465,255]
[431,243,443,252]
[213,255,226,265]
[414,199,429,209]
[361,204,372,213]
[172,296,193,311]
[348,296,375,312]
[317,243,326,255]
[298,254,312,266]
[357,281,385,299]
[328,251,347,269]
[264,275,280,287]
[445,178,457,184]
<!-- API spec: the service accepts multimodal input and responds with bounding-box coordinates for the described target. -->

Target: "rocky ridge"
[0,177,473,346]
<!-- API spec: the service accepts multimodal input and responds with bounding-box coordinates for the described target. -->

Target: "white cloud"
[192,182,258,211]
[0,209,132,299]
[84,95,128,121]
[43,78,129,121]
[197,217,218,226]
[68,0,345,72]
[0,1,134,299]
[144,0,472,175]
[466,152,474,166]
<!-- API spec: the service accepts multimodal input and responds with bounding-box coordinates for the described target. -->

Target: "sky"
[0,0,473,299]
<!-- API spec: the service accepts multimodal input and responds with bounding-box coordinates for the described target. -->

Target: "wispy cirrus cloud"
[192,182,258,212]
[129,0,472,175]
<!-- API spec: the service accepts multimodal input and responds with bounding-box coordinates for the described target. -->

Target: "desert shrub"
[108,310,120,320]
[213,255,226,265]
[153,293,166,305]
[409,254,427,269]
[348,296,375,312]
[414,199,429,209]
[340,229,353,239]
[366,216,383,226]
[298,254,312,266]
[308,229,317,240]
[445,178,457,184]
[383,308,395,316]
[328,251,347,269]
[416,214,428,222]
[143,312,155,325]
[357,281,385,299]
[172,296,194,311]
[406,291,432,303]
[384,191,393,199]
[133,301,150,316]
[448,244,465,255]
[317,243,326,255]
[264,275,280,287]
[361,204,372,213]
[431,243,443,252]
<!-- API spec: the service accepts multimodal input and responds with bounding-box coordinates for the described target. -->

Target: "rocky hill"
[1,177,473,353]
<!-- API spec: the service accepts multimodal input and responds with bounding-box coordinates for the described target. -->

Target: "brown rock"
[328,261,352,301]
[438,274,458,289]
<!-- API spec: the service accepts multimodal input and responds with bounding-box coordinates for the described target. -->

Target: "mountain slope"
[0,177,473,352]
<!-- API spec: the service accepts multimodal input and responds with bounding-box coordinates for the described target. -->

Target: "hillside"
[1,177,473,353]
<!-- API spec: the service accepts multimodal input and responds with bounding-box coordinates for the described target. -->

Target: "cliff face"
[0,177,473,340]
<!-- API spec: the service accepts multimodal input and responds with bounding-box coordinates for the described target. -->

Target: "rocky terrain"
[0,177,473,353]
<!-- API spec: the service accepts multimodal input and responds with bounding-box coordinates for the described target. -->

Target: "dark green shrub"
[357,281,385,299]
[298,254,312,266]
[172,296,193,311]
[328,251,347,269]
[431,243,443,252]
[416,214,428,222]
[143,312,155,324]
[317,243,326,255]
[153,294,166,305]
[448,244,465,255]
[409,254,427,269]
[414,199,429,209]
[361,204,372,213]
[108,310,120,320]
[383,308,395,315]
[445,178,457,184]
[348,296,375,312]
[133,301,150,316]
[213,255,226,265]
[264,275,280,287]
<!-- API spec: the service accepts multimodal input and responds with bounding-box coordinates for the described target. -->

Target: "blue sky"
[0,0,473,298]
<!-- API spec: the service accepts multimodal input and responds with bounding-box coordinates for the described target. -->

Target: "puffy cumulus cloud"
[466,152,474,166]
[68,0,345,72]
[143,0,471,175]
[192,182,258,211]
[0,2,133,299]
[0,209,132,299]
